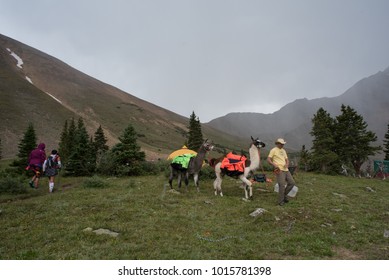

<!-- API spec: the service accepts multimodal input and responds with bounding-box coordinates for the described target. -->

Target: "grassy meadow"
[0,165,388,260]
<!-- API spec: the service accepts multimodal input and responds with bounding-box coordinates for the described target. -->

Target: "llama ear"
[251,136,254,141]
[204,138,208,143]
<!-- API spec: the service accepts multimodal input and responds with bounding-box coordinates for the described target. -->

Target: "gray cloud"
[1,0,389,121]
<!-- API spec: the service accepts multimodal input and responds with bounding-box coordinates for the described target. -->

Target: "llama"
[211,136,265,200]
[168,139,214,192]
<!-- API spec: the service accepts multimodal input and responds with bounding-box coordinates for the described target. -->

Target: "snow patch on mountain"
[25,76,33,84]
[45,92,62,104]
[6,48,23,68]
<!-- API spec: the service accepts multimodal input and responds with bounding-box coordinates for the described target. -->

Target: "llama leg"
[214,164,223,196]
[219,178,223,197]
[240,176,252,200]
[193,173,200,192]
[213,177,223,196]
[168,166,174,189]
[184,172,189,192]
[248,181,253,199]
[177,172,182,189]
[213,178,218,195]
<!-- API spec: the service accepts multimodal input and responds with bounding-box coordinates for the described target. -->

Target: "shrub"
[82,176,110,189]
[96,151,117,176]
[199,165,216,179]
[138,160,168,176]
[0,175,27,194]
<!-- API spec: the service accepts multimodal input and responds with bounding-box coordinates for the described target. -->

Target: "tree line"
[4,105,389,177]
[7,111,205,177]
[300,104,389,175]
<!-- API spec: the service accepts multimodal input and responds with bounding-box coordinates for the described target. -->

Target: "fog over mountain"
[0,34,243,159]
[1,33,388,160]
[207,67,389,151]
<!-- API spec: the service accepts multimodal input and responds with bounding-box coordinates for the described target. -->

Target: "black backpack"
[46,156,58,169]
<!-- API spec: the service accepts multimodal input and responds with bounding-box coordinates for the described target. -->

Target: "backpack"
[253,173,267,183]
[46,155,58,169]
[171,154,195,170]
[220,152,247,177]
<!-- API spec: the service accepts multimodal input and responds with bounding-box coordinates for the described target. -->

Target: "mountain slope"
[207,68,389,151]
[0,34,245,159]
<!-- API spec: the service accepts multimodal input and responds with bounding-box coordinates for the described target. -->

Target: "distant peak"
[384,66,389,75]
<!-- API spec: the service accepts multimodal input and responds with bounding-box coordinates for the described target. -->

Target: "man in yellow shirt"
[267,138,295,206]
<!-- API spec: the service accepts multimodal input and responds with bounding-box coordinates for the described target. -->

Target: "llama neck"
[190,146,207,172]
[195,147,207,164]
[248,144,260,169]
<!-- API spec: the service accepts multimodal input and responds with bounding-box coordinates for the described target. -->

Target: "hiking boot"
[284,198,289,203]
[278,201,285,206]
[29,181,34,188]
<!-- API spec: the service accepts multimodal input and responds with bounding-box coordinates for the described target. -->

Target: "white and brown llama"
[210,136,265,200]
[168,139,214,192]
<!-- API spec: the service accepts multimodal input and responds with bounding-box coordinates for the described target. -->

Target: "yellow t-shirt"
[268,147,288,171]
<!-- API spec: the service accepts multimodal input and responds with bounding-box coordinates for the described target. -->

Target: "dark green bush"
[98,150,169,176]
[82,176,110,189]
[139,160,170,175]
[0,174,27,194]
[199,165,216,179]
[96,151,117,176]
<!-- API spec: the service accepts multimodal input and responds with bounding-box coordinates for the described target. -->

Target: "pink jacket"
[28,143,46,167]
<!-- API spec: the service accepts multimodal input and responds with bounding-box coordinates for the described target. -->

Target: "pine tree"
[67,118,76,155]
[334,104,381,176]
[94,125,109,168]
[111,123,145,176]
[88,136,97,173]
[383,122,389,160]
[310,108,338,173]
[94,125,109,154]
[299,145,310,171]
[58,120,69,163]
[187,111,203,150]
[14,123,38,168]
[66,118,94,176]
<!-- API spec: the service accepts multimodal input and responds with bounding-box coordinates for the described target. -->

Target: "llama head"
[202,139,214,152]
[251,136,266,148]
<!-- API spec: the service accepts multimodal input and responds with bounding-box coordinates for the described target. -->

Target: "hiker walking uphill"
[27,143,46,189]
[43,150,62,193]
[267,138,295,206]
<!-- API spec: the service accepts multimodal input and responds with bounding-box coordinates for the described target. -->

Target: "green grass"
[0,171,388,260]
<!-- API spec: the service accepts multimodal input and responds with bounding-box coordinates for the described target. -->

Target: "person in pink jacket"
[27,143,46,189]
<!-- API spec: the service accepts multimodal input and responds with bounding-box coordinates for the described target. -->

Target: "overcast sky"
[1,0,389,122]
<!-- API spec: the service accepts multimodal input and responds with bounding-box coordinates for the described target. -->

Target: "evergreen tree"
[58,120,70,163]
[0,138,2,160]
[310,108,338,173]
[383,122,389,160]
[88,136,97,173]
[14,123,38,168]
[94,125,109,168]
[334,104,381,176]
[66,118,94,176]
[59,118,77,166]
[111,123,145,176]
[187,111,203,150]
[67,117,77,154]
[94,125,109,171]
[299,145,310,171]
[94,125,109,154]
